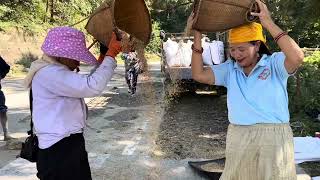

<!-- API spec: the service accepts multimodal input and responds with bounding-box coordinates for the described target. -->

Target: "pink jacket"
[31,57,116,149]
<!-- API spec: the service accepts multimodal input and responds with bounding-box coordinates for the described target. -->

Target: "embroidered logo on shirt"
[258,68,271,80]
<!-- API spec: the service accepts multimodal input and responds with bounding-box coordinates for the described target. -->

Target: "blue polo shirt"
[211,52,292,125]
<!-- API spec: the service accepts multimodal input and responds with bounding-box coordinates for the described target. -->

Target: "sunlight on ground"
[199,134,220,139]
[195,91,217,95]
[6,133,28,139]
[139,159,157,168]
[117,140,136,145]
[152,150,165,157]
[170,166,187,176]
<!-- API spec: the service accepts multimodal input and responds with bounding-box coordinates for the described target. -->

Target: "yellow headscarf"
[228,22,266,44]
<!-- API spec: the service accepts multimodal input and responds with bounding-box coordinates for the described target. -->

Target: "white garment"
[201,38,213,66]
[210,41,225,65]
[163,38,179,67]
[176,41,192,67]
[31,56,116,149]
[184,40,193,66]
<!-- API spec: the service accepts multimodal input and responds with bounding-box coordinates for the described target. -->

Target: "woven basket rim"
[207,0,256,9]
[113,0,152,45]
[85,0,152,46]
[192,0,259,32]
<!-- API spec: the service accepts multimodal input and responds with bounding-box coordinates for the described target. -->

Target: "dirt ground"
[102,83,229,161]
[100,70,229,161]
[300,161,320,177]
[89,68,229,160]
[156,93,228,160]
[80,66,229,179]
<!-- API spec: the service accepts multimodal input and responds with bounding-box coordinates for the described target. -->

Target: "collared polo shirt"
[211,52,292,125]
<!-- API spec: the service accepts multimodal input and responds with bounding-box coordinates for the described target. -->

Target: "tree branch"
[154,1,193,13]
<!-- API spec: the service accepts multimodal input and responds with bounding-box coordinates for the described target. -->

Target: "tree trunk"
[50,0,54,23]
[43,0,49,22]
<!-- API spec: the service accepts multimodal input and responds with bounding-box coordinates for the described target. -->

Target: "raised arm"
[251,0,304,74]
[188,14,215,85]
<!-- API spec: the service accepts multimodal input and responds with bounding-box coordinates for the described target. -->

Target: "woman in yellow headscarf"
[189,0,304,179]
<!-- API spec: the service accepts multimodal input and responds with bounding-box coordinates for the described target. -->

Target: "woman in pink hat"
[24,26,122,180]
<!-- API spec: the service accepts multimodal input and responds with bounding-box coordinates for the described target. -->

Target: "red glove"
[106,32,122,59]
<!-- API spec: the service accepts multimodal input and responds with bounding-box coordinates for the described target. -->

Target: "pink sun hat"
[41,26,98,65]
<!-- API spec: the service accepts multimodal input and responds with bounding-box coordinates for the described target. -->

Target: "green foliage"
[16,52,38,68]
[150,0,193,33]
[267,0,320,49]
[0,0,319,52]
[288,51,320,136]
[52,0,96,26]
[146,21,161,53]
[299,65,320,112]
[0,5,11,17]
[304,51,320,65]
[0,0,104,33]
[300,52,320,114]
[288,52,320,114]
[1,0,318,48]
[290,112,320,136]
[149,0,319,49]
[0,0,45,24]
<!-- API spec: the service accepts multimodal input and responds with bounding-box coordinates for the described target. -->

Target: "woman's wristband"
[274,31,288,43]
[191,44,203,54]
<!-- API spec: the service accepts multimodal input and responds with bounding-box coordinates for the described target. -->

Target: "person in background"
[0,56,13,141]
[121,49,141,95]
[24,27,122,180]
[189,0,304,179]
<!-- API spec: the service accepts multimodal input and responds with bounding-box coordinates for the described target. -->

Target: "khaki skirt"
[220,123,296,180]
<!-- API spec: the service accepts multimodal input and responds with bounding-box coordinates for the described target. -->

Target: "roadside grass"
[16,52,38,68]
[7,64,28,78]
